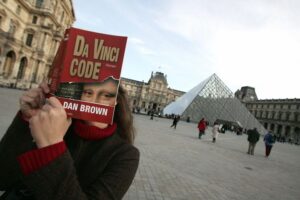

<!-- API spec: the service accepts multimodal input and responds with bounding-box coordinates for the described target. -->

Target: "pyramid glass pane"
[164,74,266,134]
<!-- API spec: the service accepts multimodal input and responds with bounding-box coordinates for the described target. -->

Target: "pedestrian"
[0,80,140,199]
[150,110,154,120]
[170,115,179,129]
[264,130,275,157]
[197,118,206,139]
[212,121,220,143]
[247,128,260,155]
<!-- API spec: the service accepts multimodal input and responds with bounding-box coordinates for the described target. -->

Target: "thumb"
[47,97,63,108]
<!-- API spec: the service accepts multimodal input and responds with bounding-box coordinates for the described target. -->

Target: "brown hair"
[114,85,135,144]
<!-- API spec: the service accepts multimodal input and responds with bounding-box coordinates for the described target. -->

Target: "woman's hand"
[19,82,50,120]
[29,97,72,148]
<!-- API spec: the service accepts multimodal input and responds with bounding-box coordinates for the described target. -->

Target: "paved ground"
[1,87,300,200]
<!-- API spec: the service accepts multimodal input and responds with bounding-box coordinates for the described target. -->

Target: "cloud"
[73,0,300,98]
[128,37,157,56]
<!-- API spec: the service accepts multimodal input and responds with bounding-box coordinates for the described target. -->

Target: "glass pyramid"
[164,73,266,134]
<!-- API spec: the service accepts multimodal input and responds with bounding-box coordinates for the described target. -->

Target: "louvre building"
[0,0,75,89]
[163,74,266,134]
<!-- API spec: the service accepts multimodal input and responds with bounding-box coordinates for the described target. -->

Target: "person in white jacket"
[212,122,220,143]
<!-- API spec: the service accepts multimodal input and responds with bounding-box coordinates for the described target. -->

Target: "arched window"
[3,51,16,78]
[17,57,27,80]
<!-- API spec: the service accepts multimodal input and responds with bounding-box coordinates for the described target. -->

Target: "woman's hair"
[114,85,135,144]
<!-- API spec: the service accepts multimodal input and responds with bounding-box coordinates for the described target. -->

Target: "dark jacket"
[247,129,260,143]
[264,132,275,146]
[0,114,139,200]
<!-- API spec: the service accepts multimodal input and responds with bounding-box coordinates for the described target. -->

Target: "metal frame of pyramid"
[163,74,266,134]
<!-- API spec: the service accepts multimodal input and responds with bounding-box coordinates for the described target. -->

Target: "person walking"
[170,115,179,129]
[247,128,260,155]
[211,122,220,143]
[150,110,154,120]
[264,130,275,157]
[197,118,206,139]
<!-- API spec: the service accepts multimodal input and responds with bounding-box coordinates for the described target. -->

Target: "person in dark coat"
[0,80,139,200]
[170,115,179,129]
[264,130,275,157]
[247,128,260,155]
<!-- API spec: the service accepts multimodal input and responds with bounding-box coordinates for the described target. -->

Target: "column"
[281,125,286,137]
[290,126,295,140]
[267,123,272,131]
[11,57,21,79]
[30,60,39,83]
[38,32,45,50]
[36,62,45,83]
[274,124,278,135]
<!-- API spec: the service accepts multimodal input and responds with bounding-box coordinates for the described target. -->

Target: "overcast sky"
[73,0,300,99]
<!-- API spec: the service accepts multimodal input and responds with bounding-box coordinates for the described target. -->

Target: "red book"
[48,27,127,124]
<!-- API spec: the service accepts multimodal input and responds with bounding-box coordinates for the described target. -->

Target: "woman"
[197,118,206,139]
[211,122,220,143]
[0,78,139,200]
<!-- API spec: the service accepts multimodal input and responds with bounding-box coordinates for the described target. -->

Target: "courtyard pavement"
[1,87,300,200]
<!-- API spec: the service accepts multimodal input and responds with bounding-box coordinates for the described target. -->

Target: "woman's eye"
[104,93,116,98]
[83,90,93,96]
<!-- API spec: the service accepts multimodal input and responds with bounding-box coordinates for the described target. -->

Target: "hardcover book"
[48,27,127,124]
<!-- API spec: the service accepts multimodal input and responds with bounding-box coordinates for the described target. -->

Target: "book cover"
[48,27,127,124]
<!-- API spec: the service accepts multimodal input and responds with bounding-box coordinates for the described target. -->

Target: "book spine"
[47,28,70,94]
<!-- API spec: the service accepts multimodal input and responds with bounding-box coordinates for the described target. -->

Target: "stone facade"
[121,71,184,115]
[245,99,300,143]
[234,86,258,102]
[0,0,75,89]
[235,87,300,143]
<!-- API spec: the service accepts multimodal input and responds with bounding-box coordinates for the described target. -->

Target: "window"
[36,0,44,8]
[286,113,290,121]
[32,16,38,24]
[26,33,34,46]
[17,57,27,80]
[278,113,282,120]
[60,11,65,22]
[271,112,275,119]
[16,5,21,15]
[8,20,16,35]
[265,111,269,119]
[296,113,300,122]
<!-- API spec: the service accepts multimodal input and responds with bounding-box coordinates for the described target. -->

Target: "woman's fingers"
[39,81,50,94]
[47,97,63,109]
[19,83,50,120]
[42,103,52,112]
[20,93,40,109]
[29,98,71,148]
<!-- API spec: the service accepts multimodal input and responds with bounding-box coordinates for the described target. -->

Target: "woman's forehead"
[83,81,117,91]
[84,80,117,87]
